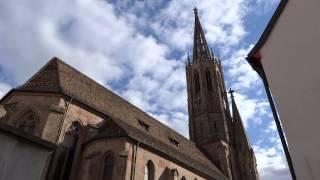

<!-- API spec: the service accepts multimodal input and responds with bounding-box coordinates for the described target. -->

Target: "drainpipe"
[130,140,140,180]
[246,56,296,180]
[56,97,73,143]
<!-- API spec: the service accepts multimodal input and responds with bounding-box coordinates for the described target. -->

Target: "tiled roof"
[17,57,227,179]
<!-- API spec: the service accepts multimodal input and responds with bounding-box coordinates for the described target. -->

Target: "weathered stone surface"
[0,105,6,119]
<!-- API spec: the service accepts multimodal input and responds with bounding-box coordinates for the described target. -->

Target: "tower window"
[206,70,213,90]
[194,71,200,94]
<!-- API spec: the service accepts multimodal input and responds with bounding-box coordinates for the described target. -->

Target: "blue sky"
[0,0,290,179]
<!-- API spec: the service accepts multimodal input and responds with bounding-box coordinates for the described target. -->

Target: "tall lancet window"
[206,70,212,90]
[144,160,155,180]
[194,71,200,94]
[102,154,114,180]
[17,110,38,134]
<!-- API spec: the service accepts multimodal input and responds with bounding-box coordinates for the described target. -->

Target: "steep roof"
[15,57,227,179]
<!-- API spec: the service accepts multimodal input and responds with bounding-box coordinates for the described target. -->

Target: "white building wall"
[259,0,320,179]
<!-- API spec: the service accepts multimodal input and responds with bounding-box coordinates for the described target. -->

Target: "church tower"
[186,8,233,178]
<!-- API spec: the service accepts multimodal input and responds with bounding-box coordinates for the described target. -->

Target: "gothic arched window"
[17,110,38,134]
[102,154,114,180]
[194,71,200,94]
[181,176,186,180]
[206,70,213,90]
[144,160,155,180]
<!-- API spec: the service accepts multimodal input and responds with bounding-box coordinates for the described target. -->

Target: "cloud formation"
[253,121,291,180]
[0,83,11,98]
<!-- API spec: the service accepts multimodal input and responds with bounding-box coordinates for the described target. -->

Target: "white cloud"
[253,145,290,180]
[224,44,260,90]
[149,0,249,51]
[0,83,11,99]
[253,121,290,180]
[230,92,269,127]
[150,111,189,137]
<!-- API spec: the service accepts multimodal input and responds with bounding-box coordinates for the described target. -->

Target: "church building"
[0,9,259,180]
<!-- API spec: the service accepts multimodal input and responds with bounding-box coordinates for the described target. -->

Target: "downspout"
[130,140,140,180]
[246,56,296,180]
[56,97,73,143]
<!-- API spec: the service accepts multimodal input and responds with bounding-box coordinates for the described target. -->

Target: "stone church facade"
[0,10,259,180]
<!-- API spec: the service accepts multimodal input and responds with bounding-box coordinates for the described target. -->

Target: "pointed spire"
[229,88,242,125]
[193,7,211,62]
[228,88,252,150]
[187,52,191,64]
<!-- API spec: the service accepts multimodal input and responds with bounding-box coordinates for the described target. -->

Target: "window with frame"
[144,160,155,180]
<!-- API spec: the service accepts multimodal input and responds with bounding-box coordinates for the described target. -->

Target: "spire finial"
[187,52,191,64]
[228,88,235,98]
[193,7,198,15]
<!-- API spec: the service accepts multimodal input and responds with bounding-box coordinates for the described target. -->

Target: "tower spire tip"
[193,7,198,15]
[228,88,235,98]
